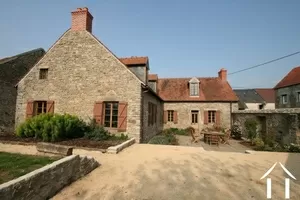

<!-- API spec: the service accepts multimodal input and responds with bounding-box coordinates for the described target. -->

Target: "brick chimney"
[218,68,227,81]
[71,7,93,32]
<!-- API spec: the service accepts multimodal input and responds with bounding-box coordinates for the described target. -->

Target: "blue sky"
[1,0,300,88]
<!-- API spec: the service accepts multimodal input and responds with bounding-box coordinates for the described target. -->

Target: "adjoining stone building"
[156,69,239,132]
[274,66,300,108]
[234,88,275,110]
[15,7,239,142]
[0,48,45,135]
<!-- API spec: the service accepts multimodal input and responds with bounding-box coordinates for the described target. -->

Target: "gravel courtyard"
[1,143,299,200]
[54,144,300,200]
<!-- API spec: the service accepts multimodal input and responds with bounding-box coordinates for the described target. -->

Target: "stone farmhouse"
[274,66,300,108]
[0,48,45,135]
[15,7,238,142]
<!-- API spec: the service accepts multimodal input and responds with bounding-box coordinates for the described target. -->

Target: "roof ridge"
[0,48,45,65]
[0,48,45,61]
[158,77,218,80]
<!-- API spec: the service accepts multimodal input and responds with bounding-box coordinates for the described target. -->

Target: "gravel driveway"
[51,144,300,200]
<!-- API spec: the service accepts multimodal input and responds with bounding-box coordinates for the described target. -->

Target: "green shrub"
[148,134,178,145]
[16,114,88,142]
[231,123,242,139]
[84,119,128,141]
[85,125,111,141]
[245,119,257,143]
[287,144,300,153]
[253,137,264,148]
[162,128,189,136]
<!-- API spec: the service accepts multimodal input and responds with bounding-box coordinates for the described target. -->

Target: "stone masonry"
[164,102,238,131]
[142,90,163,142]
[0,155,99,200]
[232,109,300,145]
[275,84,300,108]
[15,30,143,141]
[0,48,45,135]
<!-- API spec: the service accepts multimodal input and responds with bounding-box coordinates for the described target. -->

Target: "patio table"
[204,132,225,144]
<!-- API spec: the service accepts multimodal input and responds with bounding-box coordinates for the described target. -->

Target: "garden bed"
[0,135,124,150]
[0,152,58,184]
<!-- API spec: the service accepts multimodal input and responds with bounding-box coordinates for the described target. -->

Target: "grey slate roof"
[234,89,265,109]
[234,89,265,103]
[0,48,45,85]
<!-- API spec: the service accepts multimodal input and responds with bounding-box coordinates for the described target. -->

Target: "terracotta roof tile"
[148,74,158,81]
[274,66,300,89]
[157,77,238,101]
[119,56,148,66]
[255,88,275,103]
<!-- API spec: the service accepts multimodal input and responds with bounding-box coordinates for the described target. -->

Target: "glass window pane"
[113,103,118,109]
[112,116,118,122]
[104,121,110,127]
[105,116,110,121]
[112,121,118,128]
[105,103,111,109]
[113,110,118,116]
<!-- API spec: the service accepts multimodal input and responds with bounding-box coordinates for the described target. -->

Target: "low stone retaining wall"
[36,142,73,156]
[0,155,99,200]
[107,138,135,154]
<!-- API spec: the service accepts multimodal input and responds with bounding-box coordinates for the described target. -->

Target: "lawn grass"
[0,152,58,184]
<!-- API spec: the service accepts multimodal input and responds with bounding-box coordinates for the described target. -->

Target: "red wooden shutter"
[26,101,34,119]
[204,111,208,124]
[93,101,103,125]
[47,101,55,113]
[118,102,128,132]
[174,111,178,124]
[163,111,168,123]
[216,110,221,126]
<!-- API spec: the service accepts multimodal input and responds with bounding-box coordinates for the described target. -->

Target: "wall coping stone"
[0,154,99,200]
[36,142,73,156]
[232,108,300,114]
[107,138,135,154]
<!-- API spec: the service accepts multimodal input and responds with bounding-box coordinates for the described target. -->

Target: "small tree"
[245,119,258,144]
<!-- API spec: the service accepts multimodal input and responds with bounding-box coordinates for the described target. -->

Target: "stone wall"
[0,48,45,135]
[15,30,143,141]
[232,109,300,145]
[0,155,99,200]
[276,84,300,108]
[163,102,234,131]
[141,90,163,142]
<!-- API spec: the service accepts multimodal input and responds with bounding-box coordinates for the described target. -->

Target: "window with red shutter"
[47,101,55,113]
[94,101,104,125]
[118,102,127,131]
[26,101,34,119]
[204,111,208,124]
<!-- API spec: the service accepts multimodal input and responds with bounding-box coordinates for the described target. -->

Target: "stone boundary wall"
[107,138,135,154]
[232,109,300,145]
[0,155,99,200]
[232,108,300,114]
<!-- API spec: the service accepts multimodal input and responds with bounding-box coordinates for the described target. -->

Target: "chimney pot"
[71,7,93,32]
[218,68,227,81]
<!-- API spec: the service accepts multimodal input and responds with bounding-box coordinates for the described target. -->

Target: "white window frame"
[297,92,300,102]
[189,77,200,97]
[281,94,288,104]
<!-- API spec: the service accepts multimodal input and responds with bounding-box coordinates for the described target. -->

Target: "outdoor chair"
[222,129,231,145]
[204,134,212,143]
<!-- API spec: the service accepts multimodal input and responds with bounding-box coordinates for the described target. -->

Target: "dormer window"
[189,77,199,97]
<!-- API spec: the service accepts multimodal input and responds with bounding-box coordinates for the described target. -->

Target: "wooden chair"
[210,134,219,146]
[222,129,231,145]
